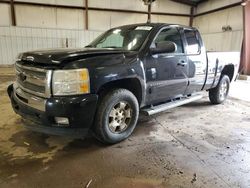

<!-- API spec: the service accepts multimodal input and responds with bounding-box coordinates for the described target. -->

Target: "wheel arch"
[97,78,144,107]
[221,64,235,82]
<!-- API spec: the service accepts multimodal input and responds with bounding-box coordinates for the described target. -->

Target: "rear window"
[184,30,200,55]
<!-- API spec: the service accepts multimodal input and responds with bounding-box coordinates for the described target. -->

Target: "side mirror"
[150,41,177,55]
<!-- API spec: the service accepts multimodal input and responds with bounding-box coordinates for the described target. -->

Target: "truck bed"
[206,51,240,88]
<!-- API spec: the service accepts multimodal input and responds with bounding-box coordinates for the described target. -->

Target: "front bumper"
[7,84,98,138]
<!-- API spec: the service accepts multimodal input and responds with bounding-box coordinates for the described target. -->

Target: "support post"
[242,1,250,75]
[10,0,16,26]
[189,6,195,27]
[85,0,88,30]
[147,2,152,23]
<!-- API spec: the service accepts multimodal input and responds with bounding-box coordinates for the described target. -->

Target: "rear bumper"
[7,84,98,138]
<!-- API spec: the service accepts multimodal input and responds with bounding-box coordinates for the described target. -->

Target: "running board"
[141,94,203,116]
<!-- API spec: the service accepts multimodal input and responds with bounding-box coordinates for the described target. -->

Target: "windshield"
[87,25,153,51]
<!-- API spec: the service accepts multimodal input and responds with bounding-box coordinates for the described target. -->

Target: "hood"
[19,48,134,65]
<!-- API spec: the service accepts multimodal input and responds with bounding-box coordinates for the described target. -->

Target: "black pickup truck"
[8,23,240,144]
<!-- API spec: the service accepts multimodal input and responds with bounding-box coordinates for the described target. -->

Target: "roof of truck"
[114,23,196,30]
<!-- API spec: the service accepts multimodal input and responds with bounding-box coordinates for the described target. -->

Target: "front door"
[145,26,189,105]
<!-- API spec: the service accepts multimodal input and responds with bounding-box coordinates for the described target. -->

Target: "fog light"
[54,117,69,126]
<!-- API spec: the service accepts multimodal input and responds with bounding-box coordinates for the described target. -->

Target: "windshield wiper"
[102,46,122,49]
[85,45,94,48]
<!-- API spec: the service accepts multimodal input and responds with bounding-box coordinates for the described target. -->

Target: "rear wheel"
[94,89,139,144]
[209,75,230,104]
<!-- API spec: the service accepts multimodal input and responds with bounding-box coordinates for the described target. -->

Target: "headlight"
[52,68,90,96]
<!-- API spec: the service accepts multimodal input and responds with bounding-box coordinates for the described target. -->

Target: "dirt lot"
[1,68,250,188]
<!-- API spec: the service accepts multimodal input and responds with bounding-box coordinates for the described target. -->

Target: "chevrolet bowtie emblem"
[26,56,34,62]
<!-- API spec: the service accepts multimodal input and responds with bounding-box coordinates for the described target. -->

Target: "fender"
[64,53,147,107]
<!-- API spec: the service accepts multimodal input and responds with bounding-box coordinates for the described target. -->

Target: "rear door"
[182,29,207,95]
[145,26,189,104]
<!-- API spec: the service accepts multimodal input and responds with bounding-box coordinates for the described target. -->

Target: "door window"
[154,27,184,54]
[184,30,200,55]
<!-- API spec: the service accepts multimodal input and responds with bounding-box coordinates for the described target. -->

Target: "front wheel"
[209,75,230,104]
[94,89,139,144]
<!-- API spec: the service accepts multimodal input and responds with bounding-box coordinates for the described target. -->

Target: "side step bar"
[141,94,203,116]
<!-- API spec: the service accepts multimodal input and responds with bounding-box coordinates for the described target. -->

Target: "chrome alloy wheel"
[108,101,132,134]
[219,80,228,101]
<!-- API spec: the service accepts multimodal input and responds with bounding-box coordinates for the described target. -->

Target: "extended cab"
[7,23,240,144]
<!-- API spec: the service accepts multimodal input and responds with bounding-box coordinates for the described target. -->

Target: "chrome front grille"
[15,63,52,98]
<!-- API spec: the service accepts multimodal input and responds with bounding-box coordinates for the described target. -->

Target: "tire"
[209,75,230,104]
[94,89,139,144]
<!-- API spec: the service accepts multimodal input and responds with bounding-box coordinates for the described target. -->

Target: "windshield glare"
[87,26,153,51]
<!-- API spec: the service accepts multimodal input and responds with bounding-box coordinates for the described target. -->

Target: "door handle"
[177,60,187,66]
